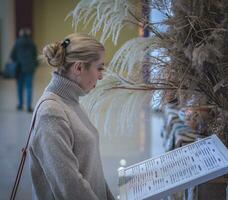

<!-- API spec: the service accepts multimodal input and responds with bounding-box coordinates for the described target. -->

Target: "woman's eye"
[98,67,105,71]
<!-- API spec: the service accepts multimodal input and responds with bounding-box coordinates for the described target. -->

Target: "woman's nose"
[98,72,103,80]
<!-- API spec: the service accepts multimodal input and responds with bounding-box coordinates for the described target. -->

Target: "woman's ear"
[72,62,83,75]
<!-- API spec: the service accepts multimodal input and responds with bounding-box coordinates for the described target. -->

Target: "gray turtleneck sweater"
[29,72,114,200]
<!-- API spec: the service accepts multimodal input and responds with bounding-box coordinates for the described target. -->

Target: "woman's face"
[79,51,105,93]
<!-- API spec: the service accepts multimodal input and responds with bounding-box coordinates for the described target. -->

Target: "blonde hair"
[42,33,105,74]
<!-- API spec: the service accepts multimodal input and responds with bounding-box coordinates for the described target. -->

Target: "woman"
[29,33,115,200]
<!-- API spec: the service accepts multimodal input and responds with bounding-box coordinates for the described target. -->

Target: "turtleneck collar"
[45,72,85,102]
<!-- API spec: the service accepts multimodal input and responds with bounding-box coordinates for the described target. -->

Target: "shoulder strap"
[10,98,56,200]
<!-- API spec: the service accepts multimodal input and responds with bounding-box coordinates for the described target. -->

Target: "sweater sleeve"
[31,102,99,200]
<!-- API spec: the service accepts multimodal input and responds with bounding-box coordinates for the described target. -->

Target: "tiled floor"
[0,66,164,200]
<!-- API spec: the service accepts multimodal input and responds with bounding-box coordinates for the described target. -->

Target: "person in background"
[11,28,38,112]
[29,33,115,200]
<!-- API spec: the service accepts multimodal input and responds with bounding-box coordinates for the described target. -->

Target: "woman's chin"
[84,85,96,93]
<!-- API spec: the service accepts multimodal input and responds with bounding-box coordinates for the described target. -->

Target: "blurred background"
[0,0,164,199]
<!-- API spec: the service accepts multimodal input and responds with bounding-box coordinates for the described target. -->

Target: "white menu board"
[118,134,228,200]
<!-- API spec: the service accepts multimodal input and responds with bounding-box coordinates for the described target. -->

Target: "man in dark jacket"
[11,28,38,112]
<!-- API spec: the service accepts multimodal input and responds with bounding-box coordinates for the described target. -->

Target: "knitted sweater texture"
[29,72,114,200]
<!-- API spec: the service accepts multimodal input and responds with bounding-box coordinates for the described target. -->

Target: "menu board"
[118,134,228,200]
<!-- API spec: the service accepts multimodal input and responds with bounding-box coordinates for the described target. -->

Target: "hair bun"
[43,42,65,67]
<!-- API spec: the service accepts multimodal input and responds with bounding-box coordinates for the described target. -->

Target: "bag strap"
[10,98,55,200]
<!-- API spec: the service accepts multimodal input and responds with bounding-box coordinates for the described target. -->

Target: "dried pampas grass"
[69,0,228,142]
[80,73,154,135]
[67,0,140,44]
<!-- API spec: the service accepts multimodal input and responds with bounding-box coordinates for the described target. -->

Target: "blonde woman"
[29,33,115,200]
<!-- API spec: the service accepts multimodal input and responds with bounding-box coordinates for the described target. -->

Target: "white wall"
[0,0,15,71]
